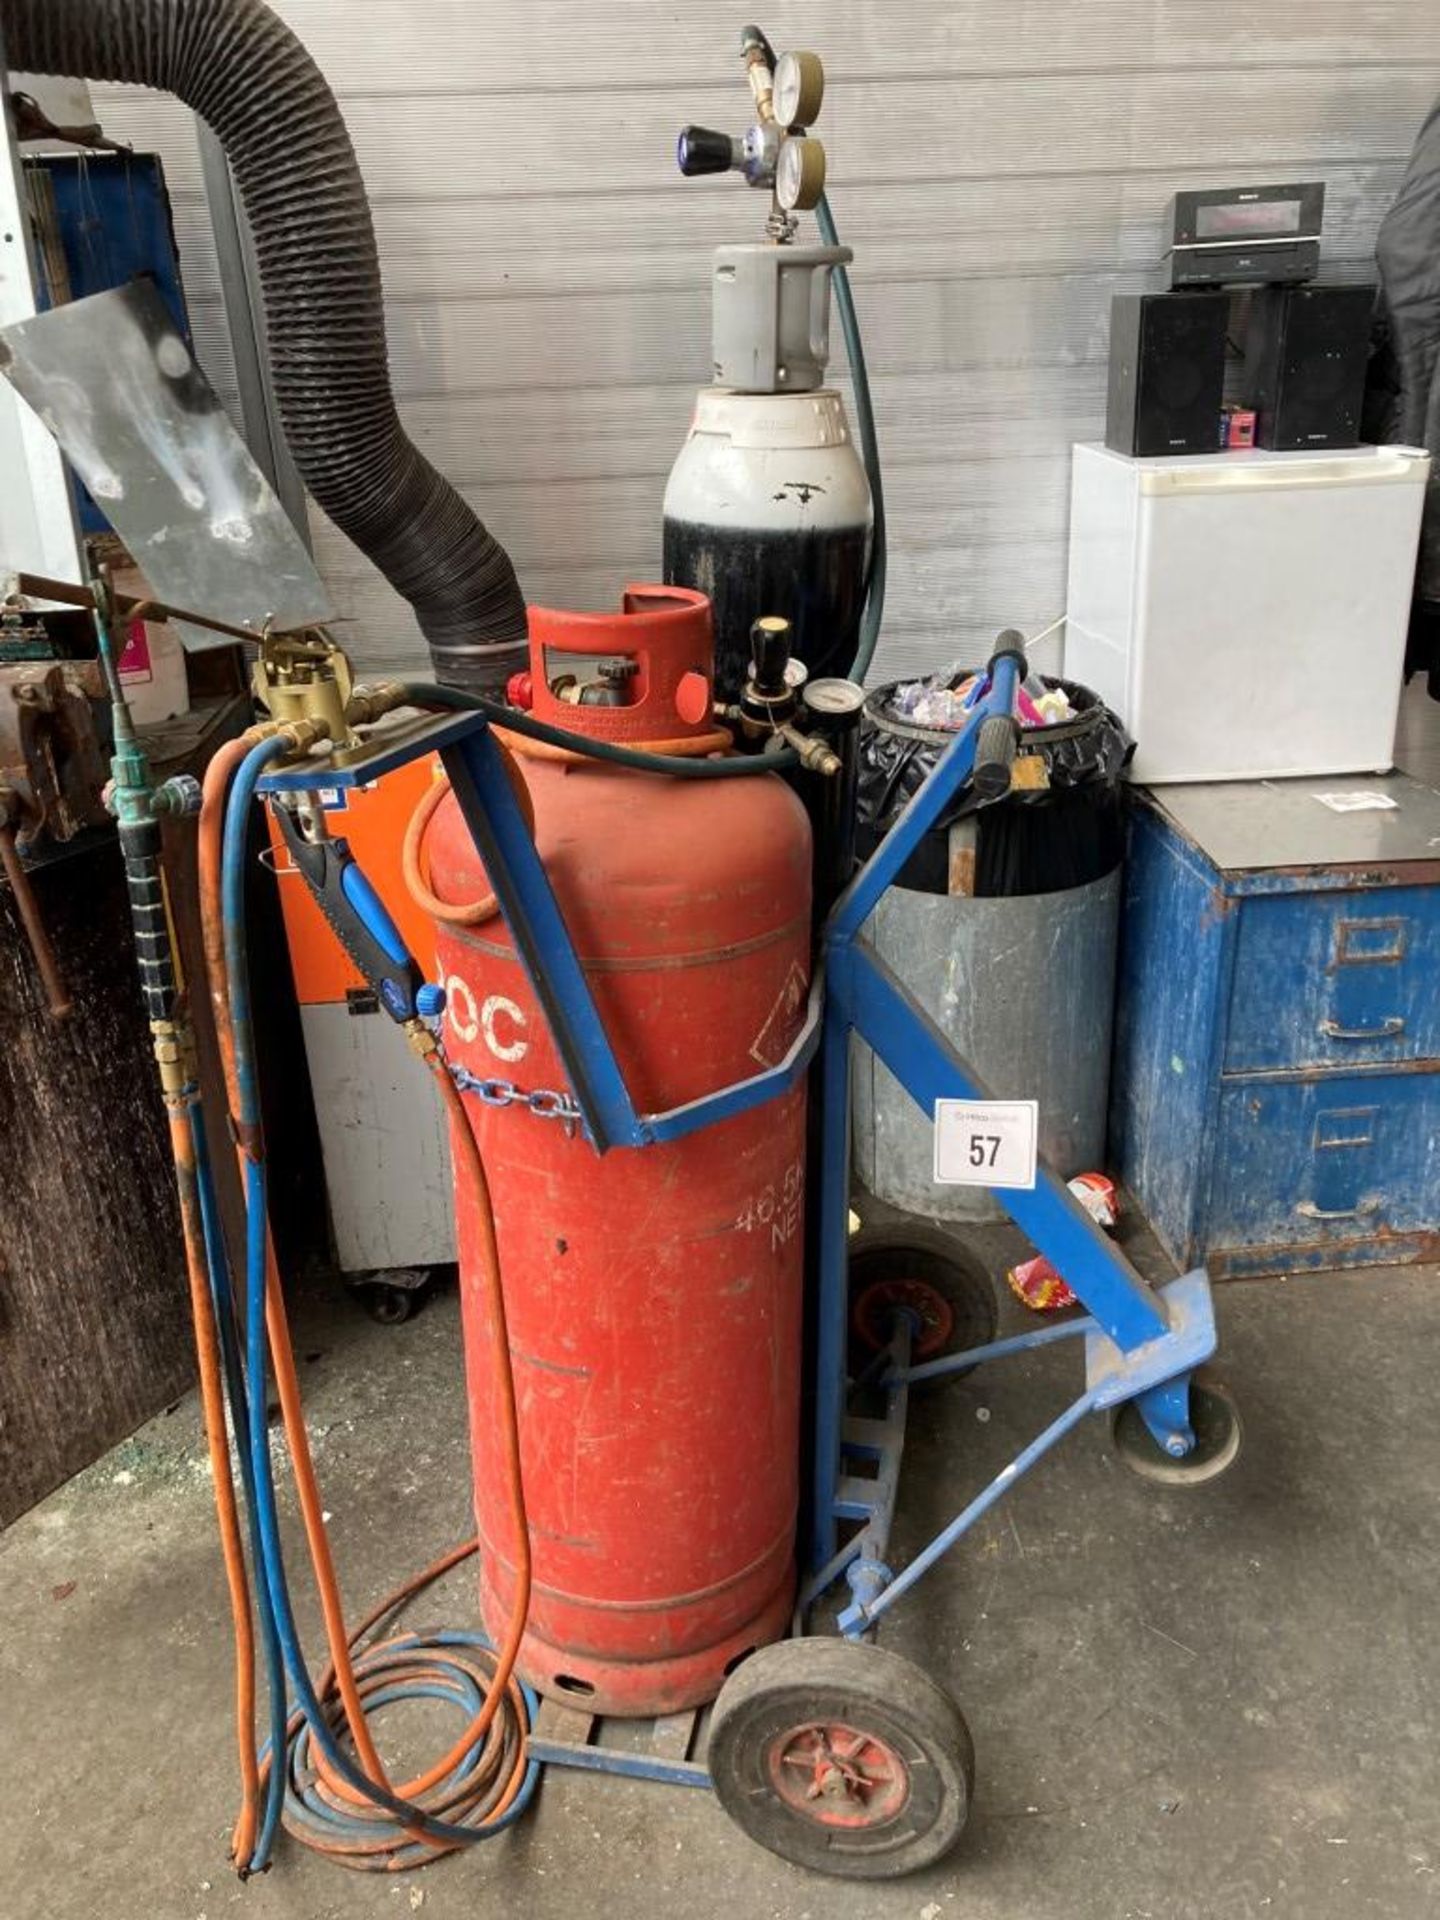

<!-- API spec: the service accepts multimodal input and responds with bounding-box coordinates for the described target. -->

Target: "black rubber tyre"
[708,1639,975,1880]
[848,1225,998,1378]
[1111,1370,1243,1486]
[363,1283,415,1326]
[352,1265,443,1326]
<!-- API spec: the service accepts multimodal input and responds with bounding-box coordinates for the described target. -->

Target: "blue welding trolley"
[257,633,1239,1882]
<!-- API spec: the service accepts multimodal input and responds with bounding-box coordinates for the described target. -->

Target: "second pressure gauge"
[776,135,826,212]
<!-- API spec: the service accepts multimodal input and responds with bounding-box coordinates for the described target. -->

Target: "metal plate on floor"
[0,280,329,648]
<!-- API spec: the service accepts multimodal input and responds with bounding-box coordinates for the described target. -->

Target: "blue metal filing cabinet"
[1111,773,1440,1277]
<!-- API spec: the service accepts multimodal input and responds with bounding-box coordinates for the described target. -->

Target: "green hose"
[815,192,886,683]
[400,682,798,777]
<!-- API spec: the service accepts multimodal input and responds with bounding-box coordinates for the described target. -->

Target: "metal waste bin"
[852,872,1121,1221]
[851,673,1129,1222]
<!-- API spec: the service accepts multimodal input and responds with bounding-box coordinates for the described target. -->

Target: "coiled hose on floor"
[1,0,527,693]
[181,737,539,1873]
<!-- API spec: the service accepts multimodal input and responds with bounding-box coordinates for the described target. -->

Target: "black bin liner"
[855,674,1133,897]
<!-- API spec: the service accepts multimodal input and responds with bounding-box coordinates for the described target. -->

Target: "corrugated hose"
[1,0,528,693]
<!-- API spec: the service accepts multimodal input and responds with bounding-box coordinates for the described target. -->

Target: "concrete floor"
[3,1247,1440,1920]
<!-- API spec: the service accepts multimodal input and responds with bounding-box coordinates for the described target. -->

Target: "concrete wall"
[92,3,1440,683]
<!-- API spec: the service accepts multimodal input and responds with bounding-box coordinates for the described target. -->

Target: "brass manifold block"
[251,632,414,754]
[240,670,415,760]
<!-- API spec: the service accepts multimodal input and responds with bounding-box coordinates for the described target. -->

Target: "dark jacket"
[1369,97,1440,682]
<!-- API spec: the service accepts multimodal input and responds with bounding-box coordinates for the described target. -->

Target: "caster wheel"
[351,1267,436,1326]
[849,1226,997,1376]
[707,1639,974,1880]
[1111,1370,1243,1486]
[363,1283,416,1326]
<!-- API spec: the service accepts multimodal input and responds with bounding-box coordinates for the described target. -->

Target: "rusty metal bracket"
[0,659,109,850]
[0,815,71,1018]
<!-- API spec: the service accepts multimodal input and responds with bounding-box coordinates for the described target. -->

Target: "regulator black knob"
[677,125,736,177]
[749,615,793,696]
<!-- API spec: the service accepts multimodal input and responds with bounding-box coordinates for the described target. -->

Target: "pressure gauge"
[776,135,826,212]
[802,678,866,720]
[773,50,825,130]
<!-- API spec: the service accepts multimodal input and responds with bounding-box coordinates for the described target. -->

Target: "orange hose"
[495,720,733,766]
[402,718,733,926]
[201,748,408,1819]
[400,745,533,927]
[265,1066,530,1815]
[197,747,533,1856]
[199,741,251,1063]
[167,1094,261,1866]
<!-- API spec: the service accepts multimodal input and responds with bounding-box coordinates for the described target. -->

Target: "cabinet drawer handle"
[1319,1016,1404,1041]
[1296,1198,1380,1222]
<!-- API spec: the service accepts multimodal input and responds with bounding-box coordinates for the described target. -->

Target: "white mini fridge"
[1064,442,1430,783]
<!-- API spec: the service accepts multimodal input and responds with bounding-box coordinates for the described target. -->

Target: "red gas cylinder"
[424,586,812,1717]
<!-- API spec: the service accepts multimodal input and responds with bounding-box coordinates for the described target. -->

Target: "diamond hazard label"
[749,961,808,1068]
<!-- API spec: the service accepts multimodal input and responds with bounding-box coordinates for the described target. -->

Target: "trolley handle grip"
[972,712,1019,802]
[986,628,1029,678]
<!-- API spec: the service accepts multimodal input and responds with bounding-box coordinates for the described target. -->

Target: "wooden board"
[0,834,191,1527]
[0,695,296,1527]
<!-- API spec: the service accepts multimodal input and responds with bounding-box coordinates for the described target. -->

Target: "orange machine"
[269,758,455,1317]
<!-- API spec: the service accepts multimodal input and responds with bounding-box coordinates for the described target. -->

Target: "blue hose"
[189,1100,289,1869]
[219,738,540,1862]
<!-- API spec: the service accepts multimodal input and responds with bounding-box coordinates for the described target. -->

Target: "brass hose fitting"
[345,680,413,727]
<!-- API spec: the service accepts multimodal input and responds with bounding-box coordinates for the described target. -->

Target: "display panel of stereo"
[1166,182,1324,288]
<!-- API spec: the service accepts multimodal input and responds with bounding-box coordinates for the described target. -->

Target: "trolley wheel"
[707,1639,974,1880]
[1111,1370,1243,1486]
[848,1225,997,1375]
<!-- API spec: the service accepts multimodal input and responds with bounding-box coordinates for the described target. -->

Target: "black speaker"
[1242,284,1374,450]
[1105,292,1228,457]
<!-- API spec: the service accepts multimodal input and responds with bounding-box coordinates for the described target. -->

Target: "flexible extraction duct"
[2,0,527,692]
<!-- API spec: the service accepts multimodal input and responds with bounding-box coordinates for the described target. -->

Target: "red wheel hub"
[853,1277,954,1361]
[767,1719,910,1828]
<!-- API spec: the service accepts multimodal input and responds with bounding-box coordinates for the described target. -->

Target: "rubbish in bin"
[891,664,1082,734]
[1006,1173,1121,1312]
[891,672,981,730]
[856,670,1132,897]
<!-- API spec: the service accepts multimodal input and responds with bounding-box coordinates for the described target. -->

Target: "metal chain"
[448,1065,582,1126]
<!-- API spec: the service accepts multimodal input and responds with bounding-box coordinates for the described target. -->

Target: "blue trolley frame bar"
[806,652,1216,1607]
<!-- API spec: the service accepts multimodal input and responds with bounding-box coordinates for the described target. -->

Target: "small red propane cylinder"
[423,586,812,1716]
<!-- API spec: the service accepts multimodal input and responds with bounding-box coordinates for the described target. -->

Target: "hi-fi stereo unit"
[1166,182,1323,289]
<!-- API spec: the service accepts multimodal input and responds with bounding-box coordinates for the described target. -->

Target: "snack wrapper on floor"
[1006,1174,1119,1312]
[1007,1254,1078,1311]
